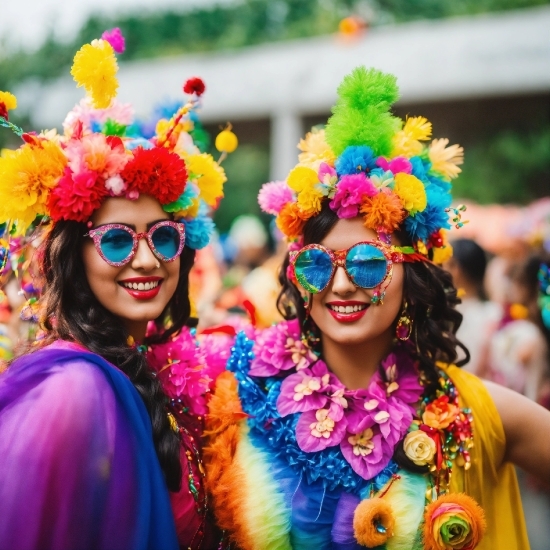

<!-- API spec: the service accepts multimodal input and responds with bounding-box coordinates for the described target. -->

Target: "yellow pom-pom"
[287,166,318,193]
[186,153,227,207]
[215,125,238,154]
[297,186,324,217]
[432,244,453,265]
[394,173,427,215]
[298,128,336,170]
[353,497,395,547]
[71,39,119,109]
[0,91,17,120]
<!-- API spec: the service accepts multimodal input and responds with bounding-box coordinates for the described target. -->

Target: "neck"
[321,329,395,390]
[125,320,148,343]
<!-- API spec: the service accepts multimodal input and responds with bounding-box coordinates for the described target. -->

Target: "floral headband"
[258,67,466,262]
[0,29,238,251]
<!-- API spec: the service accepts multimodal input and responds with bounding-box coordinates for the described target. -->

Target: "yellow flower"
[0,91,17,119]
[297,186,324,217]
[403,430,436,466]
[185,153,226,207]
[287,166,318,193]
[297,128,336,169]
[393,173,427,214]
[432,244,453,265]
[428,138,464,180]
[0,140,67,230]
[391,116,432,157]
[71,39,119,109]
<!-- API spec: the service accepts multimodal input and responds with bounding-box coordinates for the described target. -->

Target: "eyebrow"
[93,219,169,231]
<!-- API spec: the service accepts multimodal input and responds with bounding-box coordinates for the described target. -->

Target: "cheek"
[82,243,119,303]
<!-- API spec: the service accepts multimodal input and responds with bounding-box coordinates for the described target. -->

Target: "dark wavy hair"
[38,219,195,491]
[276,202,469,473]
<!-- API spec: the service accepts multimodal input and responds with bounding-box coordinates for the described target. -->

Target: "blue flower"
[125,137,154,151]
[336,146,377,176]
[404,184,451,242]
[181,205,216,249]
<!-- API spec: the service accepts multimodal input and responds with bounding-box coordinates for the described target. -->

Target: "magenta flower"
[277,362,331,416]
[376,156,412,175]
[249,319,316,376]
[258,181,294,215]
[329,173,377,218]
[340,428,393,479]
[296,402,348,452]
[102,28,126,54]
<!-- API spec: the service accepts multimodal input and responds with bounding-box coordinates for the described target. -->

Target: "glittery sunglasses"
[85,220,185,267]
[289,241,411,303]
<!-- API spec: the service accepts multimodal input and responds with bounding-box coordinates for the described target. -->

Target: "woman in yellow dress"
[204,67,550,550]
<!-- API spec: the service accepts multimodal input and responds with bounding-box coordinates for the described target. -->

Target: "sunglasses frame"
[85,220,186,267]
[289,240,408,303]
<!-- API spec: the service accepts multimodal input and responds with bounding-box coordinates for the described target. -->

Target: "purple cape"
[0,341,179,550]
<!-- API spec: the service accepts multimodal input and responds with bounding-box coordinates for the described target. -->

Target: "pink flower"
[296,402,348,452]
[200,333,235,389]
[329,173,377,218]
[258,181,294,215]
[318,162,337,189]
[146,330,210,415]
[105,174,126,195]
[249,319,316,376]
[102,28,126,54]
[340,428,392,479]
[376,156,412,175]
[277,362,331,416]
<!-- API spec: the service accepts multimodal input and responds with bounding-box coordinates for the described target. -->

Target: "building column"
[270,110,302,181]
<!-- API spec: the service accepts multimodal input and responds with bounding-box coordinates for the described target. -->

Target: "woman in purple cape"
[0,32,228,550]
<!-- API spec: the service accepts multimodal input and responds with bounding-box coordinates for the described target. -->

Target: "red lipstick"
[326,300,369,323]
[119,277,163,300]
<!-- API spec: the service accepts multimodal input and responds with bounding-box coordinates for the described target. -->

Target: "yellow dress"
[445,365,530,550]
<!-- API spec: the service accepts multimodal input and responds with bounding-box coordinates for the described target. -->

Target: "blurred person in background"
[445,238,501,375]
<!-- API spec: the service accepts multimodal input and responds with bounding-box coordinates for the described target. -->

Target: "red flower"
[183,77,206,96]
[121,147,187,204]
[48,167,109,222]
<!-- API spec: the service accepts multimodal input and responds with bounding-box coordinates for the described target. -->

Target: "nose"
[130,237,159,271]
[330,266,356,295]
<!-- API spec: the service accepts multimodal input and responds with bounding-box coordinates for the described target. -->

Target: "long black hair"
[277,201,470,387]
[38,219,196,491]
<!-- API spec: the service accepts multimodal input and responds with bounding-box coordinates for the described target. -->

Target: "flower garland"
[228,320,474,500]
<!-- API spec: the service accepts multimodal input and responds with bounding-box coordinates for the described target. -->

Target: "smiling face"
[82,194,181,339]
[306,217,404,348]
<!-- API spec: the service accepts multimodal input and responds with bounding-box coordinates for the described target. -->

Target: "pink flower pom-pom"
[329,173,377,218]
[101,28,126,54]
[376,156,412,175]
[258,180,294,215]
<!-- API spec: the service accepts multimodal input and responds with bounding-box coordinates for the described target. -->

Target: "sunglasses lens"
[100,228,134,264]
[346,244,388,288]
[294,248,333,293]
[151,224,181,260]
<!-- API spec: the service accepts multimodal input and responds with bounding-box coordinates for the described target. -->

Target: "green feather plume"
[325,67,401,157]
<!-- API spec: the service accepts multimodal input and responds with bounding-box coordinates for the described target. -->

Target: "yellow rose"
[403,430,436,466]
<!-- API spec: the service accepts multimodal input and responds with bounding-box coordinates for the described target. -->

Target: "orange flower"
[276,202,308,239]
[423,493,486,550]
[422,396,459,430]
[353,497,395,547]
[360,191,405,233]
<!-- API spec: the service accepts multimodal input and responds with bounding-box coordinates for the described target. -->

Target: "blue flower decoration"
[125,137,154,151]
[181,204,215,249]
[336,146,377,176]
[404,184,451,242]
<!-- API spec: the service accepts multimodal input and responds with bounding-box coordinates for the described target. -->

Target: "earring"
[395,301,413,341]
[303,293,312,315]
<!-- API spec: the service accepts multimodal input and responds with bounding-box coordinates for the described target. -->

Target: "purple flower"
[376,156,412,175]
[329,173,377,218]
[101,28,126,54]
[296,402,348,452]
[277,362,331,417]
[249,319,316,377]
[340,428,393,479]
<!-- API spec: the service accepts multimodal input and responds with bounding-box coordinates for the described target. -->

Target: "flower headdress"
[0,28,237,250]
[258,67,465,262]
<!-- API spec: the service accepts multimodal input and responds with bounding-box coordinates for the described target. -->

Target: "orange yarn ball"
[353,497,395,547]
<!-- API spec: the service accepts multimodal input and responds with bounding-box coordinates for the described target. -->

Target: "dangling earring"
[303,293,312,315]
[395,301,413,341]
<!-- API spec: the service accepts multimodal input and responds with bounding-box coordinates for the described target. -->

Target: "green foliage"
[325,67,401,156]
[213,143,270,233]
[2,0,548,91]
[454,126,550,204]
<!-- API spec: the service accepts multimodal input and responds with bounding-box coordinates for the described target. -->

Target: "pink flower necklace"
[249,320,424,481]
